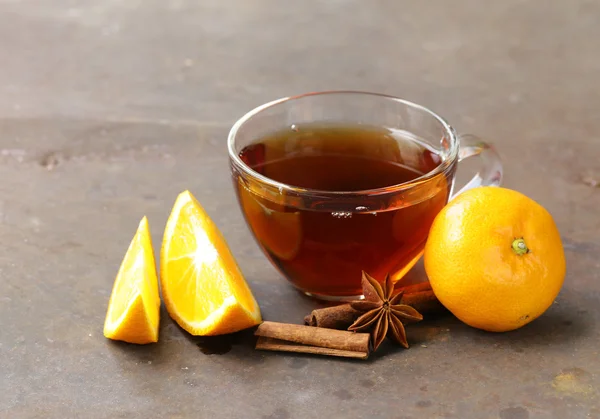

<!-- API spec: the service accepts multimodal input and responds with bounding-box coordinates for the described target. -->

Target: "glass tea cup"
[228,91,502,300]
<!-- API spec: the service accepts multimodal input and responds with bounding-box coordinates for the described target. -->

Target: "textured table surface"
[1,1,599,418]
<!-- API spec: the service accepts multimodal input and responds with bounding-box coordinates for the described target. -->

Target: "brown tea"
[236,123,452,297]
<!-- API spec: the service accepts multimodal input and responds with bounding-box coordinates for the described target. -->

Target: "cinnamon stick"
[304,290,444,329]
[303,304,357,329]
[402,290,445,315]
[256,337,368,359]
[255,321,370,359]
[398,282,433,294]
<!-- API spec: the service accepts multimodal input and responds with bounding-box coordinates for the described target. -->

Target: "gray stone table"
[1,1,599,418]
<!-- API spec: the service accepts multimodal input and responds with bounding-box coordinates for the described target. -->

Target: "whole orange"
[424,186,566,332]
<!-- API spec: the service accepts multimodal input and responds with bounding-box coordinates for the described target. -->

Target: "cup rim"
[227,90,458,197]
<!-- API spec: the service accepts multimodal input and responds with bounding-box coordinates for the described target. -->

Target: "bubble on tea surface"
[332,211,352,219]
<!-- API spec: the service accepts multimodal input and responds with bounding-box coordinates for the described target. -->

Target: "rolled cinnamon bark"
[255,321,370,359]
[402,290,445,315]
[304,290,444,329]
[256,337,368,359]
[398,282,433,294]
[304,304,357,329]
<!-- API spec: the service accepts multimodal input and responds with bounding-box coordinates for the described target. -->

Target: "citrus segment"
[424,186,566,332]
[161,190,261,336]
[104,216,160,344]
[238,182,302,261]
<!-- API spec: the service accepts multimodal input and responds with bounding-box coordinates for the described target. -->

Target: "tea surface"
[239,123,441,191]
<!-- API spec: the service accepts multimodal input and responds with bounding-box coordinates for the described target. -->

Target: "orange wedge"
[103,217,160,344]
[160,190,262,336]
[238,181,302,261]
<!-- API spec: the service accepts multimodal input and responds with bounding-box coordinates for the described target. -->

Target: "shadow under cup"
[228,92,463,300]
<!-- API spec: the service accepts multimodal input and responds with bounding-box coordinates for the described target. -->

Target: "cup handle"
[450,134,503,199]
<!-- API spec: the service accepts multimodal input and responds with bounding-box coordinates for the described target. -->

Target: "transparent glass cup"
[228,91,502,300]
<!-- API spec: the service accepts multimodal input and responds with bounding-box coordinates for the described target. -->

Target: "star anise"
[348,271,423,351]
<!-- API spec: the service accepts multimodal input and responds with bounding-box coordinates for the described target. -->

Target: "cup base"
[301,290,365,302]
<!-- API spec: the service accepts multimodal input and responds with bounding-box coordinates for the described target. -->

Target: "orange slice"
[103,217,160,344]
[160,190,262,336]
[238,182,302,261]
